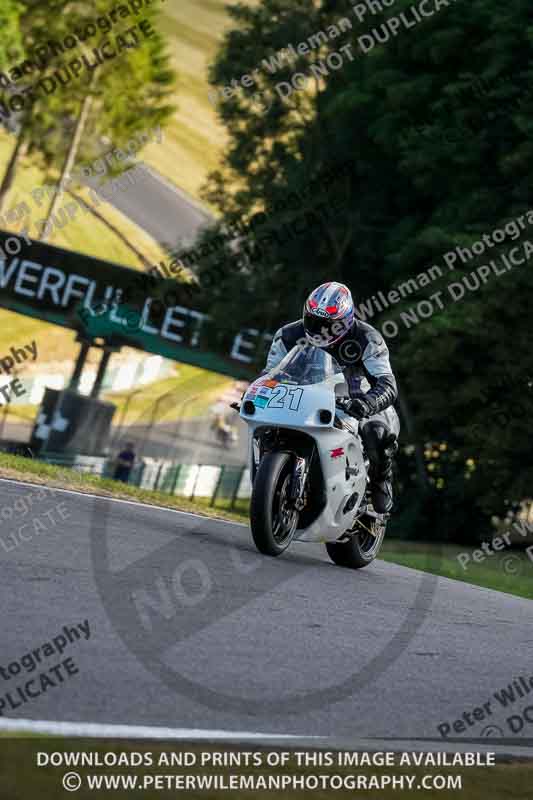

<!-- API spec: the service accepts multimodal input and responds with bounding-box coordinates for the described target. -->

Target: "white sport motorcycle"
[237,344,388,568]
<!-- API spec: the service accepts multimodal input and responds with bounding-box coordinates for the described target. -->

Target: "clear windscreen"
[265,344,342,385]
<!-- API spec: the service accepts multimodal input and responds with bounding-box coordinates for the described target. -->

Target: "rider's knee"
[361,422,397,462]
[362,421,386,447]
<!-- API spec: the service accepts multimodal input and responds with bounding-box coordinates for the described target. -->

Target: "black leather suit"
[265,319,400,492]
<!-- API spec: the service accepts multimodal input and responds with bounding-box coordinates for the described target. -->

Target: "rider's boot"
[371,465,394,514]
[371,434,397,515]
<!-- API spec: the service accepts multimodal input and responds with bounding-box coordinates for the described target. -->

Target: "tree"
[200,0,533,535]
[0,0,23,214]
[0,0,22,68]
[0,0,176,220]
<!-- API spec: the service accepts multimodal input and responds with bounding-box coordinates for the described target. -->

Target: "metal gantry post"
[211,465,226,507]
[68,338,91,392]
[230,466,246,510]
[90,346,114,399]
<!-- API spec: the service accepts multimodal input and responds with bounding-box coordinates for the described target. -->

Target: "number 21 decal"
[267,386,304,411]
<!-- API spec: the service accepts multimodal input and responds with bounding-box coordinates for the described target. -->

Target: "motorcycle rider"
[265,282,400,514]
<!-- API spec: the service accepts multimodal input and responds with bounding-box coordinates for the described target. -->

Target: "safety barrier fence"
[41,452,251,511]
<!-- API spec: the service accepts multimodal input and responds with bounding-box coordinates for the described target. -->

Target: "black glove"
[348,395,376,420]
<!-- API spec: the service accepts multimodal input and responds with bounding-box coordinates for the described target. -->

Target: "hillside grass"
[145,0,258,202]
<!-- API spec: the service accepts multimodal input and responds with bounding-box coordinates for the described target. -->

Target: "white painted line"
[1,719,531,759]
[0,477,247,527]
[0,717,318,742]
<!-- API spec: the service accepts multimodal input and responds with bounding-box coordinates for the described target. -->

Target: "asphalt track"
[101,164,212,251]
[1,477,532,756]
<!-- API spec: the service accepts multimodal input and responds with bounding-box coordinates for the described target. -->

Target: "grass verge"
[381,540,533,601]
[0,452,247,524]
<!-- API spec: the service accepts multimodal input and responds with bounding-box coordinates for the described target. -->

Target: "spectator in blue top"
[114,442,136,483]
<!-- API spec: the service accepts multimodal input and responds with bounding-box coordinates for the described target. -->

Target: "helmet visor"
[303,309,349,347]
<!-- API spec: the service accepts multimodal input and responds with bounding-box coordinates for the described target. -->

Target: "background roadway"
[101,164,213,253]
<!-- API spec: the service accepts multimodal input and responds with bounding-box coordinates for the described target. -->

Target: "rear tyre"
[250,451,299,556]
[326,513,387,569]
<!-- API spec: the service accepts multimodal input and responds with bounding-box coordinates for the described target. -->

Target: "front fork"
[252,435,311,512]
[290,455,309,511]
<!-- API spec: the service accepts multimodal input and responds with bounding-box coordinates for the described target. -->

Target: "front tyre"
[326,513,387,569]
[250,451,299,556]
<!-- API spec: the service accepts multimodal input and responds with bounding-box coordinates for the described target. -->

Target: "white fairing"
[240,345,369,543]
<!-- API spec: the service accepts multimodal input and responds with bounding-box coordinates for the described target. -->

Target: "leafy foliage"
[201,0,533,536]
[1,0,176,178]
[0,0,23,69]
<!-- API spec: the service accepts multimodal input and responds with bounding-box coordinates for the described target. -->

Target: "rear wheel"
[250,451,299,556]
[326,513,387,569]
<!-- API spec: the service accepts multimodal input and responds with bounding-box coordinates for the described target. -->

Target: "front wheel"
[326,513,387,569]
[250,451,299,556]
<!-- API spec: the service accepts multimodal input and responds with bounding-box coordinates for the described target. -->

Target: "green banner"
[0,232,269,378]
